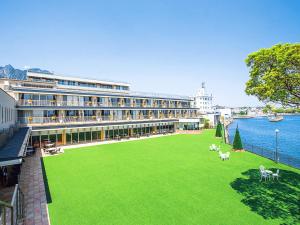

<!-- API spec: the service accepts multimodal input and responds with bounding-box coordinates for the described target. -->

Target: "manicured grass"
[43,130,300,225]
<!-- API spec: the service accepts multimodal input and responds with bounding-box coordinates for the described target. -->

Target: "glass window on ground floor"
[41,134,49,145]
[66,132,72,145]
[49,134,56,143]
[79,132,85,143]
[123,127,129,136]
[31,135,40,148]
[92,131,99,141]
[29,123,174,148]
[57,134,62,146]
[178,122,200,130]
[72,131,79,144]
[107,129,114,139]
[86,131,92,142]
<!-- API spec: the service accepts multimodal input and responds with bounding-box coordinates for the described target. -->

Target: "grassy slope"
[44,130,299,225]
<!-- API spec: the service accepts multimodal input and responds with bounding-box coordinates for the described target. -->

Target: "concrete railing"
[18,114,188,125]
[17,100,193,108]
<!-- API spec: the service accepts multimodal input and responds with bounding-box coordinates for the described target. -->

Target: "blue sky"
[1,0,299,106]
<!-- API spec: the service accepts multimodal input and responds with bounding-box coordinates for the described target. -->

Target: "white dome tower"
[194,82,213,114]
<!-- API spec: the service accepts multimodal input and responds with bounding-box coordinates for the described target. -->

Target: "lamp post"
[275,129,279,163]
[223,121,227,144]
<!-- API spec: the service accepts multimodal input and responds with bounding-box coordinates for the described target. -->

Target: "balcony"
[18,114,187,126]
[17,99,193,109]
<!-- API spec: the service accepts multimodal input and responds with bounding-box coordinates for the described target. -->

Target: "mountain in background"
[0,64,52,80]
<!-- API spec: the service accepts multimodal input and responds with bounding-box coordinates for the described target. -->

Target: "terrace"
[17,99,191,108]
[18,110,196,126]
[18,114,189,126]
[41,130,299,225]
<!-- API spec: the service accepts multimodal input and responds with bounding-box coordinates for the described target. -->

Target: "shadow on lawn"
[40,158,52,203]
[230,169,300,225]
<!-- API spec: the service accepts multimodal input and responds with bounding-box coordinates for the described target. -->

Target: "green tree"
[262,104,274,114]
[273,108,285,113]
[215,121,222,138]
[233,126,243,150]
[245,43,300,107]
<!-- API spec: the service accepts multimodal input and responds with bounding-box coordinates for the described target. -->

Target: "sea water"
[228,115,300,159]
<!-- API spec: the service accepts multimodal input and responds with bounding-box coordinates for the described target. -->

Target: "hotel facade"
[0,71,200,149]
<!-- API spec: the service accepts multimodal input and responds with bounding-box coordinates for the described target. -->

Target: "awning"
[0,127,31,167]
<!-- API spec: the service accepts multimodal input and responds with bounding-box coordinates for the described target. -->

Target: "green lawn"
[43,130,300,225]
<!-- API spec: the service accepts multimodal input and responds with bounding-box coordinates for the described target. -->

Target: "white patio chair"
[221,154,226,161]
[225,152,230,160]
[220,152,228,161]
[259,165,265,172]
[272,169,279,180]
[219,151,223,158]
[260,170,270,181]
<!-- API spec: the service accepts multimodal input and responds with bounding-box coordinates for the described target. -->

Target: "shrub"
[233,126,243,150]
[215,121,222,137]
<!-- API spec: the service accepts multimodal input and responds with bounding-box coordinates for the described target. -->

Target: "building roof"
[27,71,130,87]
[0,127,30,166]
[12,86,193,101]
[0,88,16,102]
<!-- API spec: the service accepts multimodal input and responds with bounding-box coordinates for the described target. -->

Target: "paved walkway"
[19,150,50,225]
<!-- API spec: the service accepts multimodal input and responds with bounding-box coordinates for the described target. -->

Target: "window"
[84,110,94,117]
[92,131,99,141]
[44,110,57,117]
[84,96,91,102]
[23,94,33,100]
[66,110,78,117]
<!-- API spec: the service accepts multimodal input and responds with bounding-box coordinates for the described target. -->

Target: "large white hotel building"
[0,71,200,151]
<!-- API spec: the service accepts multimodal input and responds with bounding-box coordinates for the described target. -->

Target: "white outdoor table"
[45,143,54,147]
[46,147,57,152]
[265,170,273,174]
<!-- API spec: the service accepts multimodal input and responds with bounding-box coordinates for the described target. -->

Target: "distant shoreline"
[233,113,300,119]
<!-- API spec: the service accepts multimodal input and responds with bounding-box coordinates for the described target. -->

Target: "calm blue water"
[228,115,300,159]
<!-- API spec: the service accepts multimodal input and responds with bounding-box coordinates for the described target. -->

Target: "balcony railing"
[18,113,193,125]
[17,100,193,108]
